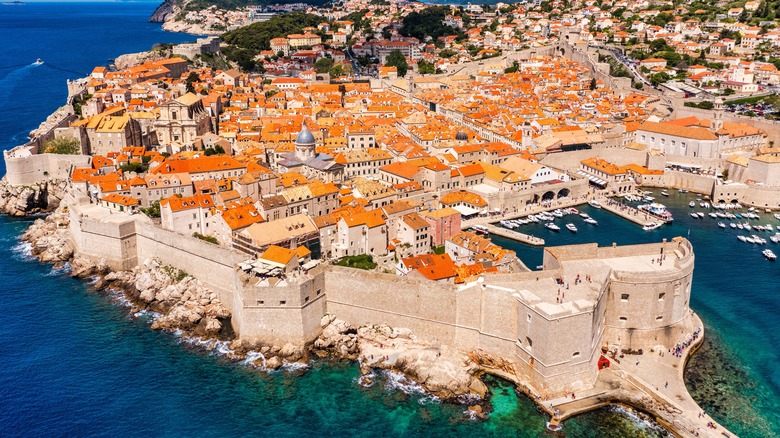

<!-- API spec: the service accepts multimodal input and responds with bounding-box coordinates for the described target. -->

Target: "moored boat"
[643,222,663,231]
[584,217,598,225]
[566,223,577,233]
[471,224,489,235]
[588,200,602,209]
[718,222,726,228]
[763,249,777,260]
[689,201,695,208]
[638,202,674,222]
[661,190,669,197]
[545,222,560,231]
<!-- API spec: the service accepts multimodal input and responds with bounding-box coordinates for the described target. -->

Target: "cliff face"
[149,0,184,23]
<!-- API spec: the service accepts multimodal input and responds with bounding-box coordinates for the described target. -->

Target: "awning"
[577,170,607,187]
[452,205,480,216]
[301,259,320,270]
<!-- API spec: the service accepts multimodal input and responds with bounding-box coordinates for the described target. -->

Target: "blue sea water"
[0,2,778,437]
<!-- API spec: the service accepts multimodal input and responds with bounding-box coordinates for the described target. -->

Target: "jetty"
[484,223,545,246]
[600,197,655,227]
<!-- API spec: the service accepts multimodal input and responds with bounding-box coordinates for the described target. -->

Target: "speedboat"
[737,223,744,229]
[730,223,737,229]
[588,200,602,209]
[471,224,489,235]
[678,189,689,193]
[763,249,777,260]
[738,235,747,242]
[718,222,726,228]
[644,196,655,201]
[33,58,43,65]
[580,213,590,219]
[690,213,699,218]
[568,208,579,214]
[697,212,705,218]
[774,213,780,220]
[566,223,578,233]
[545,222,560,231]
[746,236,756,244]
[689,201,695,208]
[552,209,564,218]
[709,213,718,218]
[661,190,669,197]
[584,217,598,225]
[770,234,780,243]
[643,222,663,231]
[744,223,752,231]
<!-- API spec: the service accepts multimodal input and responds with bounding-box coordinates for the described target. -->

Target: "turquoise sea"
[0,2,778,436]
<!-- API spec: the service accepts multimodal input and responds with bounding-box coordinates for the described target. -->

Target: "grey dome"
[455,131,468,141]
[296,123,315,145]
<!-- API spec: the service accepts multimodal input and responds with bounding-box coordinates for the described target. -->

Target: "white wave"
[45,262,71,276]
[382,370,440,404]
[282,361,310,372]
[454,393,481,404]
[464,409,480,421]
[132,309,162,322]
[241,351,267,369]
[609,405,670,434]
[546,421,562,432]
[10,241,35,262]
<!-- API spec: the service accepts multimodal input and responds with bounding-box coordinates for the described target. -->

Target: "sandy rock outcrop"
[316,315,488,400]
[0,180,67,216]
[21,205,73,262]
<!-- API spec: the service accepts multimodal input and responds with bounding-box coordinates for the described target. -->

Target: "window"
[619,316,627,321]
[656,316,663,321]
[257,300,264,305]
[304,296,310,303]
[526,337,533,349]
[527,314,531,322]
[279,300,286,305]
[316,289,321,296]
[572,351,580,357]
[621,294,629,302]
[658,293,665,301]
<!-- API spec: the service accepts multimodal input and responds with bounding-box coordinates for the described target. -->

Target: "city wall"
[4,150,90,186]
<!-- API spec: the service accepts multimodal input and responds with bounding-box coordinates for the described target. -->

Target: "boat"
[775,214,780,220]
[566,223,578,233]
[32,58,43,66]
[770,234,780,243]
[528,215,539,223]
[644,196,655,201]
[2,1,26,5]
[730,223,737,229]
[678,189,689,193]
[545,222,560,231]
[699,202,705,208]
[689,201,695,208]
[736,213,743,219]
[767,224,774,231]
[471,225,489,235]
[744,223,752,231]
[718,222,726,228]
[580,213,590,219]
[584,217,598,225]
[703,202,710,208]
[763,249,777,260]
[661,190,669,197]
[643,222,663,231]
[738,235,747,242]
[552,209,564,218]
[709,213,718,218]
[745,236,756,244]
[638,203,674,222]
[690,213,699,219]
[737,223,744,230]
[588,200,602,209]
[567,208,579,214]
[697,212,705,218]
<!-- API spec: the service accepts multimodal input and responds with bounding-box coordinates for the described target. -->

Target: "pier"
[599,197,656,227]
[484,224,545,246]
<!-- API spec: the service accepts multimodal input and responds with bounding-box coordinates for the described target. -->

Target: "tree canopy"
[222,12,323,53]
[399,6,459,41]
[385,50,408,77]
[43,137,80,155]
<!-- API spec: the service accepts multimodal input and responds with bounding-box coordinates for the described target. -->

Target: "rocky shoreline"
[0,179,67,217]
[18,204,494,415]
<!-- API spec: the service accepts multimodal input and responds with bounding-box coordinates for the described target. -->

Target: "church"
[276,123,345,184]
[635,99,766,159]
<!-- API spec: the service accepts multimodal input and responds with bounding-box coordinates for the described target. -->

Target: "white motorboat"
[552,209,564,218]
[545,222,560,231]
[738,235,747,242]
[767,224,774,231]
[471,225,489,235]
[709,213,718,218]
[643,222,663,231]
[528,215,540,223]
[697,212,705,218]
[661,190,669,197]
[775,213,780,220]
[588,200,602,209]
[679,189,689,193]
[730,223,737,229]
[770,234,780,243]
[584,217,598,225]
[718,222,726,228]
[566,223,578,233]
[737,223,744,230]
[744,223,752,231]
[763,249,777,260]
[746,236,756,244]
[753,235,767,245]
[568,208,579,214]
[644,196,655,201]
[580,213,590,219]
[689,201,695,208]
[703,202,710,208]
[690,213,699,218]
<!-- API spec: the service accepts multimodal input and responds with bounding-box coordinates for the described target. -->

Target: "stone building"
[153,93,213,148]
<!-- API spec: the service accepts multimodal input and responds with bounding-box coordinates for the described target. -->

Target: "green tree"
[141,200,161,218]
[418,59,436,74]
[43,137,80,155]
[589,78,597,90]
[385,50,408,77]
[185,71,201,94]
[314,57,334,73]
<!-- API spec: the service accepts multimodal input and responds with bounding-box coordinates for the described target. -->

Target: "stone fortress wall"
[65,193,696,394]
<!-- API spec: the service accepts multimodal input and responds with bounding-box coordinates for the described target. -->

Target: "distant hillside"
[150,0,327,22]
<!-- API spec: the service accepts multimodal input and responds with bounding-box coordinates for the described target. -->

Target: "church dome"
[455,131,468,141]
[296,123,315,145]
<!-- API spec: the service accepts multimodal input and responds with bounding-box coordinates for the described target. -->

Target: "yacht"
[661,190,669,197]
[745,236,756,244]
[697,212,705,218]
[730,223,737,229]
[709,213,718,218]
[471,224,489,235]
[566,223,578,233]
[738,235,747,242]
[638,203,674,222]
[584,217,598,225]
[588,200,602,209]
[770,234,780,244]
[689,201,695,208]
[763,249,777,260]
[737,223,744,230]
[580,213,590,219]
[528,215,540,223]
[744,223,752,231]
[545,222,560,231]
[690,212,699,219]
[643,222,663,231]
[552,209,564,218]
[718,222,726,228]
[753,235,767,245]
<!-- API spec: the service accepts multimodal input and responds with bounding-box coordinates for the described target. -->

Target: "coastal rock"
[265,356,283,370]
[0,179,67,216]
[317,318,488,401]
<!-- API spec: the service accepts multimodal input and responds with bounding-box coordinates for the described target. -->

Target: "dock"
[484,224,545,246]
[599,198,655,227]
